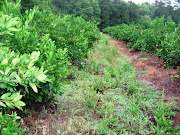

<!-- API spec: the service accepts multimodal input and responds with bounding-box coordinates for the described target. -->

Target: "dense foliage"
[54,0,101,22]
[53,0,180,30]
[53,0,141,29]
[103,17,180,68]
[0,0,100,133]
[32,11,100,63]
[18,0,180,30]
[154,0,180,24]
[0,0,99,104]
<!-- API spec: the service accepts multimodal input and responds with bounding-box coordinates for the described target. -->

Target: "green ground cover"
[32,34,179,134]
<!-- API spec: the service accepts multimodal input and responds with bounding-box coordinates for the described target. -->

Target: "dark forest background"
[6,0,180,30]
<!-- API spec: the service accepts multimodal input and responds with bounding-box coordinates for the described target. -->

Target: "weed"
[151,89,177,134]
[127,80,139,94]
[22,34,179,134]
[171,75,180,82]
[83,89,98,109]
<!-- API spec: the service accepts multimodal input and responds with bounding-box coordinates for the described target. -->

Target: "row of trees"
[53,0,141,29]
[154,0,180,24]
[103,17,180,68]
[52,0,180,29]
[17,0,180,29]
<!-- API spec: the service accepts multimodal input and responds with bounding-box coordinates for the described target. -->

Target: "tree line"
[10,0,180,29]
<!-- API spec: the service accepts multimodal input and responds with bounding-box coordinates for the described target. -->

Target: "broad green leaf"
[30,67,38,76]
[25,86,29,94]
[0,101,6,107]
[0,70,4,75]
[28,61,34,69]
[14,115,21,120]
[15,74,22,84]
[7,20,19,28]
[8,27,18,32]
[1,58,8,65]
[14,101,25,107]
[10,92,20,99]
[5,67,11,75]
[12,58,20,66]
[36,74,46,82]
[9,72,16,79]
[49,51,53,60]
[9,51,15,58]
[5,32,14,35]
[30,51,40,61]
[0,83,8,89]
[25,70,30,77]
[12,95,22,102]
[29,82,38,93]
[1,93,11,99]
[14,105,23,111]
[5,102,14,109]
[38,66,44,74]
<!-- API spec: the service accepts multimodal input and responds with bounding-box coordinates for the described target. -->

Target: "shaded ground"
[109,36,180,127]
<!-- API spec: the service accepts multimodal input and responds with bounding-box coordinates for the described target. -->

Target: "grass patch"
[28,34,179,134]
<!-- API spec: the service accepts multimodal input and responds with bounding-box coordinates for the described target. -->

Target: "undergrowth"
[27,34,179,134]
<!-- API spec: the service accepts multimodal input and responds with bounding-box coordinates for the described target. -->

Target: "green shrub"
[103,17,180,68]
[0,112,26,135]
[0,44,69,105]
[0,0,100,106]
[0,11,70,106]
[0,92,26,135]
[1,0,21,17]
[3,1,100,65]
[0,46,50,104]
[32,11,100,63]
[0,5,72,105]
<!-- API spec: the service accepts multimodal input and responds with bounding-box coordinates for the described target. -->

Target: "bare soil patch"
[108,35,180,128]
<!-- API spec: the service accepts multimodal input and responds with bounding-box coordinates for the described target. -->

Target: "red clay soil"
[108,35,180,128]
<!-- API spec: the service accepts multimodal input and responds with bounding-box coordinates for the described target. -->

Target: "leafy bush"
[0,92,26,135]
[0,8,28,134]
[0,46,51,104]
[1,0,21,17]
[0,92,25,111]
[103,17,180,68]
[0,0,100,106]
[0,11,70,106]
[0,5,72,105]
[0,12,19,36]
[0,44,69,105]
[32,11,100,63]
[3,3,100,65]
[0,112,26,135]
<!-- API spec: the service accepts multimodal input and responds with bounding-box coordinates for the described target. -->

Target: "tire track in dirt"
[107,35,180,128]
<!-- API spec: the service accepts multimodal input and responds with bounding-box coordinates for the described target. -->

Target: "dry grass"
[134,60,146,71]
[146,66,157,78]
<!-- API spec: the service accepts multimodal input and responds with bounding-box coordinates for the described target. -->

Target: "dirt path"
[108,35,180,128]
